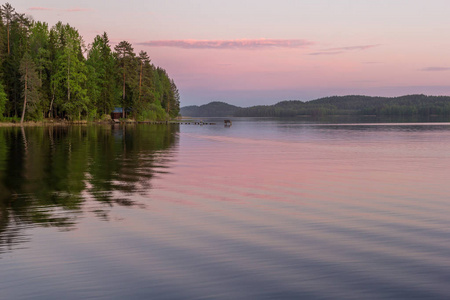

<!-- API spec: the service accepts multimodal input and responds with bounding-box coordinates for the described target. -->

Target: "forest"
[182,95,450,118]
[235,95,450,117]
[0,3,180,123]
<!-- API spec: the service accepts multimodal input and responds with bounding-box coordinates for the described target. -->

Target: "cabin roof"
[112,107,131,113]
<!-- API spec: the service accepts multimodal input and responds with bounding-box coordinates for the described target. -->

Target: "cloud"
[326,45,380,51]
[138,39,314,49]
[28,7,54,11]
[420,67,450,72]
[309,51,344,56]
[309,44,380,56]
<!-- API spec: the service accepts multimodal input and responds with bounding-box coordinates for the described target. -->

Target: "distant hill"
[181,95,450,118]
[180,101,241,117]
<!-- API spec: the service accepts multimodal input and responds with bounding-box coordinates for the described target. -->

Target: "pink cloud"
[309,51,344,56]
[420,67,450,72]
[28,7,54,11]
[138,39,314,49]
[326,44,380,51]
[310,44,380,55]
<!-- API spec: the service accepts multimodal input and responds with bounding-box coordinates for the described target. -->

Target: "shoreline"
[0,120,90,127]
[0,120,183,127]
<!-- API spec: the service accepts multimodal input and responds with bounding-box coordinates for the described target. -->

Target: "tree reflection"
[0,124,179,253]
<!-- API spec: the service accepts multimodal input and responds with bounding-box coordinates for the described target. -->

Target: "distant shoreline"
[181,94,450,118]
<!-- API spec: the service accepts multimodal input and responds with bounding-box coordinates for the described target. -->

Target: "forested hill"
[181,101,240,117]
[182,95,450,118]
[0,3,180,122]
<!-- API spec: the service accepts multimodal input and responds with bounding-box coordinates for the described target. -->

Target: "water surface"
[1,120,449,299]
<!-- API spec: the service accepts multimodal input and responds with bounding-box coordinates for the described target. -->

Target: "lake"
[1,119,450,299]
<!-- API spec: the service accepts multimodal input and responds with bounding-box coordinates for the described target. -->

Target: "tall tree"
[19,53,41,123]
[29,21,51,118]
[47,28,59,118]
[86,32,116,117]
[114,41,136,118]
[2,8,32,118]
[29,22,50,80]
[156,67,172,114]
[1,2,15,55]
[170,79,180,117]
[137,51,150,104]
[51,22,88,120]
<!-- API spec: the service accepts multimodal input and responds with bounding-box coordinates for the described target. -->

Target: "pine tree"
[29,21,51,118]
[51,22,88,120]
[114,41,136,118]
[1,2,15,55]
[170,79,180,117]
[86,32,116,117]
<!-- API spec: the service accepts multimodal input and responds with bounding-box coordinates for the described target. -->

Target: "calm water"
[1,120,450,299]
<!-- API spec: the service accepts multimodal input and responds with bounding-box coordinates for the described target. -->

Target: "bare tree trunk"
[122,69,125,118]
[7,23,10,55]
[20,65,28,124]
[139,61,143,103]
[67,54,70,102]
[49,92,54,118]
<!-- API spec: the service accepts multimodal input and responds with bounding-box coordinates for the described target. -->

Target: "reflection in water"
[0,124,179,252]
[1,120,450,299]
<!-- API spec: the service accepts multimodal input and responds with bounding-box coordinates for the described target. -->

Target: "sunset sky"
[13,0,450,106]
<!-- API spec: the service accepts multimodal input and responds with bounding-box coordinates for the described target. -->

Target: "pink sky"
[14,0,450,106]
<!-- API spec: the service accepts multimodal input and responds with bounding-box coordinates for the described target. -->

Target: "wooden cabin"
[111,108,127,119]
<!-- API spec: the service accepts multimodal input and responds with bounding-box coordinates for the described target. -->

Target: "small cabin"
[111,107,127,119]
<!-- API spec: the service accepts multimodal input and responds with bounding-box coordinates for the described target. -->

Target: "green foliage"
[181,101,240,117]
[0,4,180,122]
[19,52,42,122]
[136,102,167,121]
[51,22,89,120]
[86,32,116,118]
[0,81,7,117]
[181,95,450,118]
[100,113,111,121]
[1,115,19,122]
[114,40,137,117]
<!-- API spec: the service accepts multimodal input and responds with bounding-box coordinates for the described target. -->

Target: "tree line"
[234,95,450,118]
[181,95,450,118]
[0,3,180,123]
